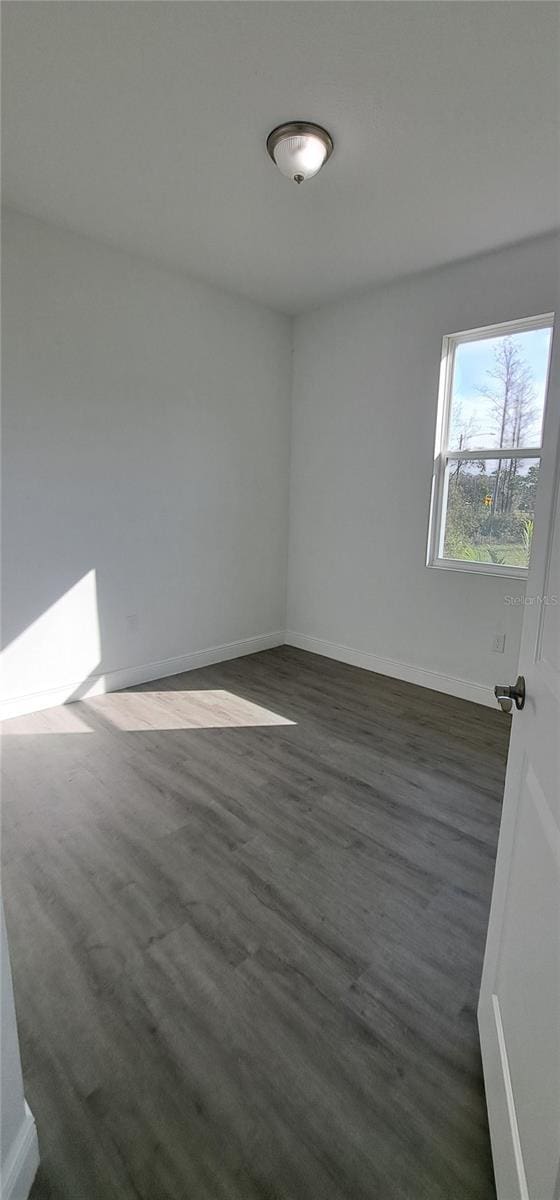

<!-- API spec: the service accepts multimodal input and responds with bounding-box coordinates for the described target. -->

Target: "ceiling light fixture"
[266,122,333,184]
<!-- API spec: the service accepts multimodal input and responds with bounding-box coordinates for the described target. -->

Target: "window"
[428,314,554,576]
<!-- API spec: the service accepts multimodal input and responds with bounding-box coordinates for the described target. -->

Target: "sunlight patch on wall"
[0,569,101,718]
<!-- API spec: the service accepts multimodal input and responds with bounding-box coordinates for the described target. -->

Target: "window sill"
[428,558,528,580]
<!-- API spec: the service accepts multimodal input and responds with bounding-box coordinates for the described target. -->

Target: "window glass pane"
[448,327,552,451]
[441,457,540,568]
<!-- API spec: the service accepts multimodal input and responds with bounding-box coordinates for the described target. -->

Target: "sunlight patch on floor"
[87,689,296,731]
[2,705,95,736]
[2,689,296,734]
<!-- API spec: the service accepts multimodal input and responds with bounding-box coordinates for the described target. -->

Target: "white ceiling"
[3,1,558,314]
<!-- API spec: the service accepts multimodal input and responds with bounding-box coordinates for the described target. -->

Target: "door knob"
[494,675,525,713]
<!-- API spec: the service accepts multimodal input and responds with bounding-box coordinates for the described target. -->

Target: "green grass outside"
[444,541,528,568]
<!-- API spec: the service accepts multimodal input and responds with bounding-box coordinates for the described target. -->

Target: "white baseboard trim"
[1,628,494,718]
[1,1104,39,1200]
[1,631,285,721]
[285,631,495,708]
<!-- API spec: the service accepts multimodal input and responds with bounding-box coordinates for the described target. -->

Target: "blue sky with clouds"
[450,326,553,450]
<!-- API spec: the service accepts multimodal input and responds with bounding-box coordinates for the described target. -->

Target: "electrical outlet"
[126,613,139,632]
[492,633,506,654]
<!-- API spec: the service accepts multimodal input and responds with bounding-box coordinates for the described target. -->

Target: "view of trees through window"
[441,323,552,569]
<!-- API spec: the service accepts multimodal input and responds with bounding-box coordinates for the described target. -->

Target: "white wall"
[1,905,39,1200]
[1,209,292,716]
[287,235,558,703]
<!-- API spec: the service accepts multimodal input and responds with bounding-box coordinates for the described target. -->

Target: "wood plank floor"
[2,646,509,1200]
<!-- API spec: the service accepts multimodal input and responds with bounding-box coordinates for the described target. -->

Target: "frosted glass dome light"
[266,122,333,184]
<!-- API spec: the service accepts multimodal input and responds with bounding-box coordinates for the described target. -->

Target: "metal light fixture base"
[266,122,334,164]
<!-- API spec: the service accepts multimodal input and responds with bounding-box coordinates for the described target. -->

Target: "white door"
[478,320,560,1200]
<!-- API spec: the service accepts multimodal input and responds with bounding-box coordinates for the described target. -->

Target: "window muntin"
[429,315,553,576]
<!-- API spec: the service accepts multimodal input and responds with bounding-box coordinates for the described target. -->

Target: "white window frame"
[427,312,554,579]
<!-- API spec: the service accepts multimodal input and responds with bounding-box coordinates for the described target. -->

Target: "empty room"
[1,3,559,1199]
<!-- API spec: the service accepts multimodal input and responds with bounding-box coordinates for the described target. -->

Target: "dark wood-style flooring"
[2,647,509,1200]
